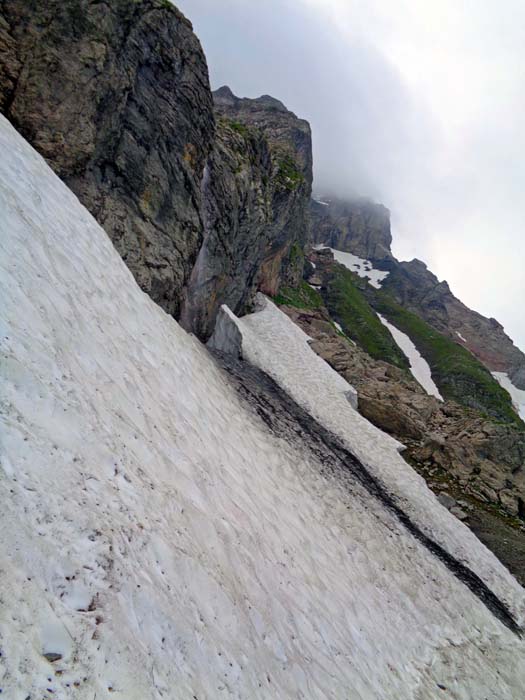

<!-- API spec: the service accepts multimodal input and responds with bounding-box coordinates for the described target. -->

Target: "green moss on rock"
[273,281,323,310]
[275,154,305,191]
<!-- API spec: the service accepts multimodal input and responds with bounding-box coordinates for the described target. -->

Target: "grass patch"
[288,241,303,264]
[372,291,523,426]
[227,120,250,137]
[323,265,409,369]
[273,281,324,310]
[218,118,251,139]
[275,154,305,191]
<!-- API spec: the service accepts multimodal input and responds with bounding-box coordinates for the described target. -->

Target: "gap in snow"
[492,372,525,420]
[378,314,443,400]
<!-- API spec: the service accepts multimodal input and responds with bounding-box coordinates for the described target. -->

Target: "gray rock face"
[181,86,312,339]
[0,0,215,317]
[310,197,394,265]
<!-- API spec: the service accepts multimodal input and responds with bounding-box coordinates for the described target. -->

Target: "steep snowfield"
[378,314,443,400]
[493,372,525,420]
[1,116,525,699]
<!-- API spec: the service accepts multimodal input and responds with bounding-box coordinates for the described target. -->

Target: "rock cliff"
[0,0,215,318]
[310,196,394,265]
[0,4,312,337]
[181,86,312,338]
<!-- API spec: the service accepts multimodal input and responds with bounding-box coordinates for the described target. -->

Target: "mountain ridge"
[310,195,525,388]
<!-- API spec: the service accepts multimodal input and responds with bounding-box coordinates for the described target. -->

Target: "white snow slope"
[378,314,443,400]
[1,117,525,699]
[493,372,525,420]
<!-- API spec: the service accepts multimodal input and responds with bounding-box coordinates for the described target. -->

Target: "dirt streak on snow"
[1,116,525,699]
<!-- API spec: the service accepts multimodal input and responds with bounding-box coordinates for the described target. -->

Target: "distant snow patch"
[378,314,443,400]
[331,248,389,289]
[456,331,467,343]
[334,321,343,333]
[492,372,525,420]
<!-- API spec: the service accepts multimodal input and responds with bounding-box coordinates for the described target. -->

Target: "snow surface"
[328,247,390,288]
[456,331,467,343]
[333,321,343,333]
[378,314,443,400]
[1,116,525,699]
[217,298,525,614]
[493,372,525,420]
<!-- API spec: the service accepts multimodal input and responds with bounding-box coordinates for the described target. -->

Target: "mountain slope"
[311,196,525,389]
[2,117,525,698]
[309,247,522,426]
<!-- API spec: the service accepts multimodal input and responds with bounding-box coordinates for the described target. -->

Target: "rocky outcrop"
[0,0,215,317]
[310,195,525,388]
[181,86,312,338]
[310,196,394,266]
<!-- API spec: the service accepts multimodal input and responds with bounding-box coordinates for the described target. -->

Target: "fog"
[177,0,525,350]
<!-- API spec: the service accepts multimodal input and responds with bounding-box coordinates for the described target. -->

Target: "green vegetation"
[324,265,409,369]
[227,120,250,137]
[275,154,305,191]
[273,281,324,310]
[218,117,251,139]
[372,290,523,426]
[288,242,303,264]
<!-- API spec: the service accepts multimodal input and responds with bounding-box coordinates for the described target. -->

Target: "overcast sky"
[177,0,525,350]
